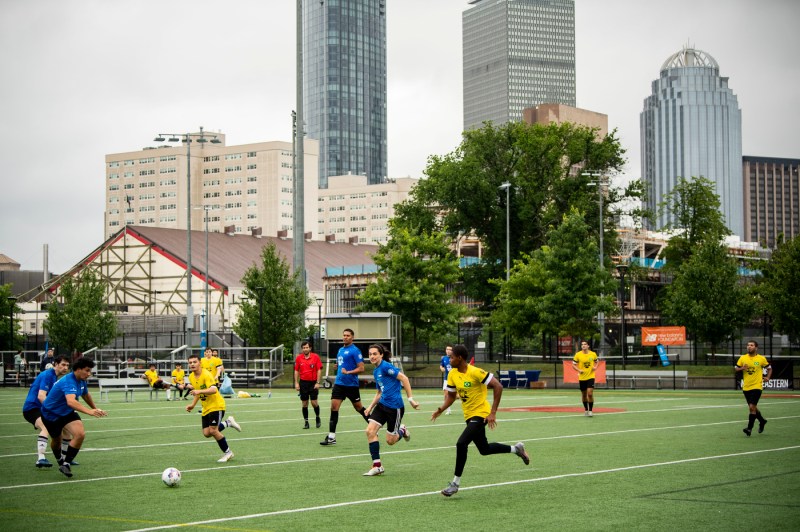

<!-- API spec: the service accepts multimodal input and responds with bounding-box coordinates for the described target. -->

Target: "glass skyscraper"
[463,0,576,131]
[641,46,743,236]
[304,0,387,188]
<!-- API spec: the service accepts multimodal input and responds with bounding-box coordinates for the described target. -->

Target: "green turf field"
[1,386,798,531]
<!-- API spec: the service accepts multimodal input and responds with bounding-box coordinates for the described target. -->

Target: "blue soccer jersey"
[335,344,363,387]
[22,368,58,413]
[41,372,88,420]
[440,355,452,383]
[374,360,404,410]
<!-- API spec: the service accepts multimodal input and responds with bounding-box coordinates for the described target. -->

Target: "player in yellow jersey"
[171,362,192,400]
[571,340,599,417]
[185,353,242,462]
[201,347,224,387]
[142,363,173,400]
[735,340,771,436]
[431,344,530,497]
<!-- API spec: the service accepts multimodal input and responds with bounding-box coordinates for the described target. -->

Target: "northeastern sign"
[641,326,687,346]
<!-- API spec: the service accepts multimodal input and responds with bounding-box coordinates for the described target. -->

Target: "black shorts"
[331,384,361,403]
[579,378,595,391]
[368,403,405,433]
[201,410,225,429]
[152,380,169,390]
[299,380,319,401]
[41,411,81,438]
[23,408,42,427]
[743,389,762,406]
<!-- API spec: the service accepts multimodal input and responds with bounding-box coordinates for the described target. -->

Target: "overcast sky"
[1,0,797,274]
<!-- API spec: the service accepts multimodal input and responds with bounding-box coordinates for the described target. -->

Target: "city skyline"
[1,0,798,274]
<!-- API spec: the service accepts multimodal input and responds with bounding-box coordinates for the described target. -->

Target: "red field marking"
[499,406,626,413]
[767,394,800,399]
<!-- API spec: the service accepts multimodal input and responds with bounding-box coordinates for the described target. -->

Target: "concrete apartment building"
[743,156,800,247]
[105,134,319,241]
[523,103,608,138]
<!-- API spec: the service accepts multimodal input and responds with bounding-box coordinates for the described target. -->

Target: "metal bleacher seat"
[498,370,511,388]
[514,370,528,389]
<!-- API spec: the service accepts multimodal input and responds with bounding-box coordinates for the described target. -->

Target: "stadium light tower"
[583,171,606,355]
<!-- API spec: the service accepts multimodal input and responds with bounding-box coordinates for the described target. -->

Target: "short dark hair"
[301,340,311,348]
[369,343,391,361]
[452,344,469,360]
[73,357,95,371]
[175,362,182,366]
[749,340,759,347]
[149,363,156,368]
[343,328,355,336]
[188,353,200,361]
[53,356,69,366]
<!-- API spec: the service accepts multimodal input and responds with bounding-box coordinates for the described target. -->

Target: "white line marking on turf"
[126,445,800,531]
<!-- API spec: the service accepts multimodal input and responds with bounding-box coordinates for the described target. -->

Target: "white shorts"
[442,381,448,391]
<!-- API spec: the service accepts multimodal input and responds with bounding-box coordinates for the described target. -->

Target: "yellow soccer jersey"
[189,369,225,415]
[143,369,160,387]
[171,368,185,386]
[736,354,770,391]
[573,351,598,380]
[446,365,492,420]
[201,356,223,381]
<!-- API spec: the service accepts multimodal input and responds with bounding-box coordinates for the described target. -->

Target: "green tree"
[393,120,633,308]
[658,176,731,270]
[44,269,118,355]
[356,227,464,367]
[759,236,800,342]
[659,241,755,355]
[493,208,615,341]
[0,284,23,350]
[234,243,311,349]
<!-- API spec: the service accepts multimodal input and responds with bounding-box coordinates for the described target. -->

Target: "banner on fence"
[563,360,606,384]
[641,326,686,346]
[558,336,573,354]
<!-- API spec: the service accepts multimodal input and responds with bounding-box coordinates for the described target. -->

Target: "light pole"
[154,127,221,346]
[616,264,628,369]
[315,296,324,353]
[583,171,606,355]
[7,297,16,350]
[498,182,512,360]
[193,205,212,347]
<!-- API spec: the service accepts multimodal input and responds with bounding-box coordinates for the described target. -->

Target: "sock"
[64,445,80,464]
[756,410,765,422]
[314,405,320,420]
[329,411,339,433]
[397,426,406,439]
[62,439,71,456]
[216,437,230,453]
[452,475,461,486]
[219,421,227,432]
[302,407,309,421]
[369,440,381,461]
[582,401,588,411]
[53,447,63,464]
[747,413,756,430]
[37,435,48,459]
[588,402,594,412]
[360,407,369,422]
[166,389,172,400]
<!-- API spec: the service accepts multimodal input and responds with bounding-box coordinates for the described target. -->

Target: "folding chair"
[498,370,511,388]
[514,370,528,389]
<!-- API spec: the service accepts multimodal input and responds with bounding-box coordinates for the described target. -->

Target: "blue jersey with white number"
[440,355,452,383]
[22,368,58,413]
[335,344,363,387]
[41,372,88,420]
[374,360,404,410]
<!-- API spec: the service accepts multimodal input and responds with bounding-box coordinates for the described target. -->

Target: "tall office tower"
[641,46,743,236]
[463,0,576,131]
[743,156,800,247]
[304,0,387,188]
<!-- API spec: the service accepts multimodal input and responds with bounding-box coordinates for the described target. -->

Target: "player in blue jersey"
[361,344,420,476]
[440,345,453,415]
[321,328,369,445]
[41,358,107,478]
[21,356,71,468]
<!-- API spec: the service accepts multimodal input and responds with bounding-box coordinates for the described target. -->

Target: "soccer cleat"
[362,465,385,476]
[743,428,752,437]
[217,451,234,463]
[400,424,411,442]
[316,418,322,428]
[226,416,242,432]
[441,481,459,497]
[69,460,79,466]
[35,458,53,468]
[514,442,530,465]
[58,463,73,478]
[584,411,589,417]
[588,411,593,417]
[758,419,767,433]
[303,421,310,430]
[320,436,337,446]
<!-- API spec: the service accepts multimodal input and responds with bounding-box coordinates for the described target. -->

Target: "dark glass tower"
[304,0,387,188]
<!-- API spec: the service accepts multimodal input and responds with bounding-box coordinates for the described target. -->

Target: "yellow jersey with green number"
[736,354,770,391]
[446,365,492,420]
[573,351,598,380]
[189,369,225,415]
[143,369,161,387]
[201,356,223,381]
[171,368,185,385]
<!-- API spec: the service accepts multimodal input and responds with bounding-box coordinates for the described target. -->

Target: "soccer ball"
[161,467,181,487]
